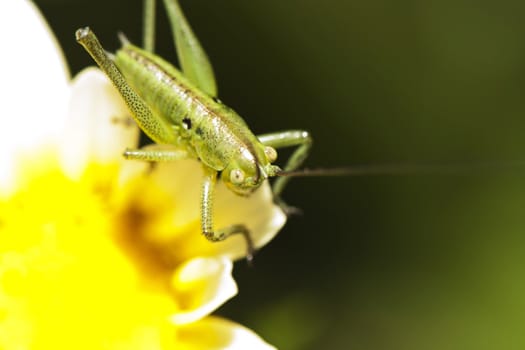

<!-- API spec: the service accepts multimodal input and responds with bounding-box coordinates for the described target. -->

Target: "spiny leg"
[257,130,312,214]
[201,167,255,262]
[76,27,177,145]
[124,144,190,173]
[124,144,189,162]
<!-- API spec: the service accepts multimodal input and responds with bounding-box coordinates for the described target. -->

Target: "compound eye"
[230,169,245,185]
[264,146,278,163]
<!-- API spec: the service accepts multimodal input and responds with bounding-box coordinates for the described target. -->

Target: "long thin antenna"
[276,161,525,177]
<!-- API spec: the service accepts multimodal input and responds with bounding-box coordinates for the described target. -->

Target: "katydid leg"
[257,130,312,211]
[76,27,177,145]
[124,145,189,162]
[143,0,156,52]
[162,0,217,97]
[201,167,255,261]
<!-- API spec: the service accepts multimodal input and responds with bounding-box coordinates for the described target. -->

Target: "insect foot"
[274,198,304,217]
[203,225,255,263]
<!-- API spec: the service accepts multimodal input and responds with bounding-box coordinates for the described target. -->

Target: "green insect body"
[114,44,279,195]
[76,0,312,260]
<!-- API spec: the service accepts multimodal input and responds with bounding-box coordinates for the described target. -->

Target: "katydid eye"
[230,169,245,184]
[264,146,277,162]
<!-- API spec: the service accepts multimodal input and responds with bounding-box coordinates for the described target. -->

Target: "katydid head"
[221,146,281,196]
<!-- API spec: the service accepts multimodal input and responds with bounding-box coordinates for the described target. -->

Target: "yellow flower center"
[0,154,202,349]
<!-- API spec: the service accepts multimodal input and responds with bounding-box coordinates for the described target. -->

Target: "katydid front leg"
[123,144,190,162]
[124,145,191,174]
[257,130,312,214]
[201,167,255,262]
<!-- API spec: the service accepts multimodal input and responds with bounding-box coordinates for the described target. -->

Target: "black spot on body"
[182,117,192,130]
[195,127,204,136]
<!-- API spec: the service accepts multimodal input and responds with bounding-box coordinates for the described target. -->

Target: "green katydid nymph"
[76,0,311,261]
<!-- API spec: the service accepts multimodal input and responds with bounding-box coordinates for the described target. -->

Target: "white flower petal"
[170,256,237,325]
[144,160,203,227]
[0,0,70,193]
[60,68,139,179]
[213,182,286,260]
[177,316,276,350]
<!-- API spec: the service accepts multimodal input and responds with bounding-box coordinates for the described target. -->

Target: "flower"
[0,0,286,348]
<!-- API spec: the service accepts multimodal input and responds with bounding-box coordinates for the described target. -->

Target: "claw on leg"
[203,225,255,263]
[275,198,303,217]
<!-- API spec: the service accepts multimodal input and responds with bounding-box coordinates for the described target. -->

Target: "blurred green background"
[34,0,525,349]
